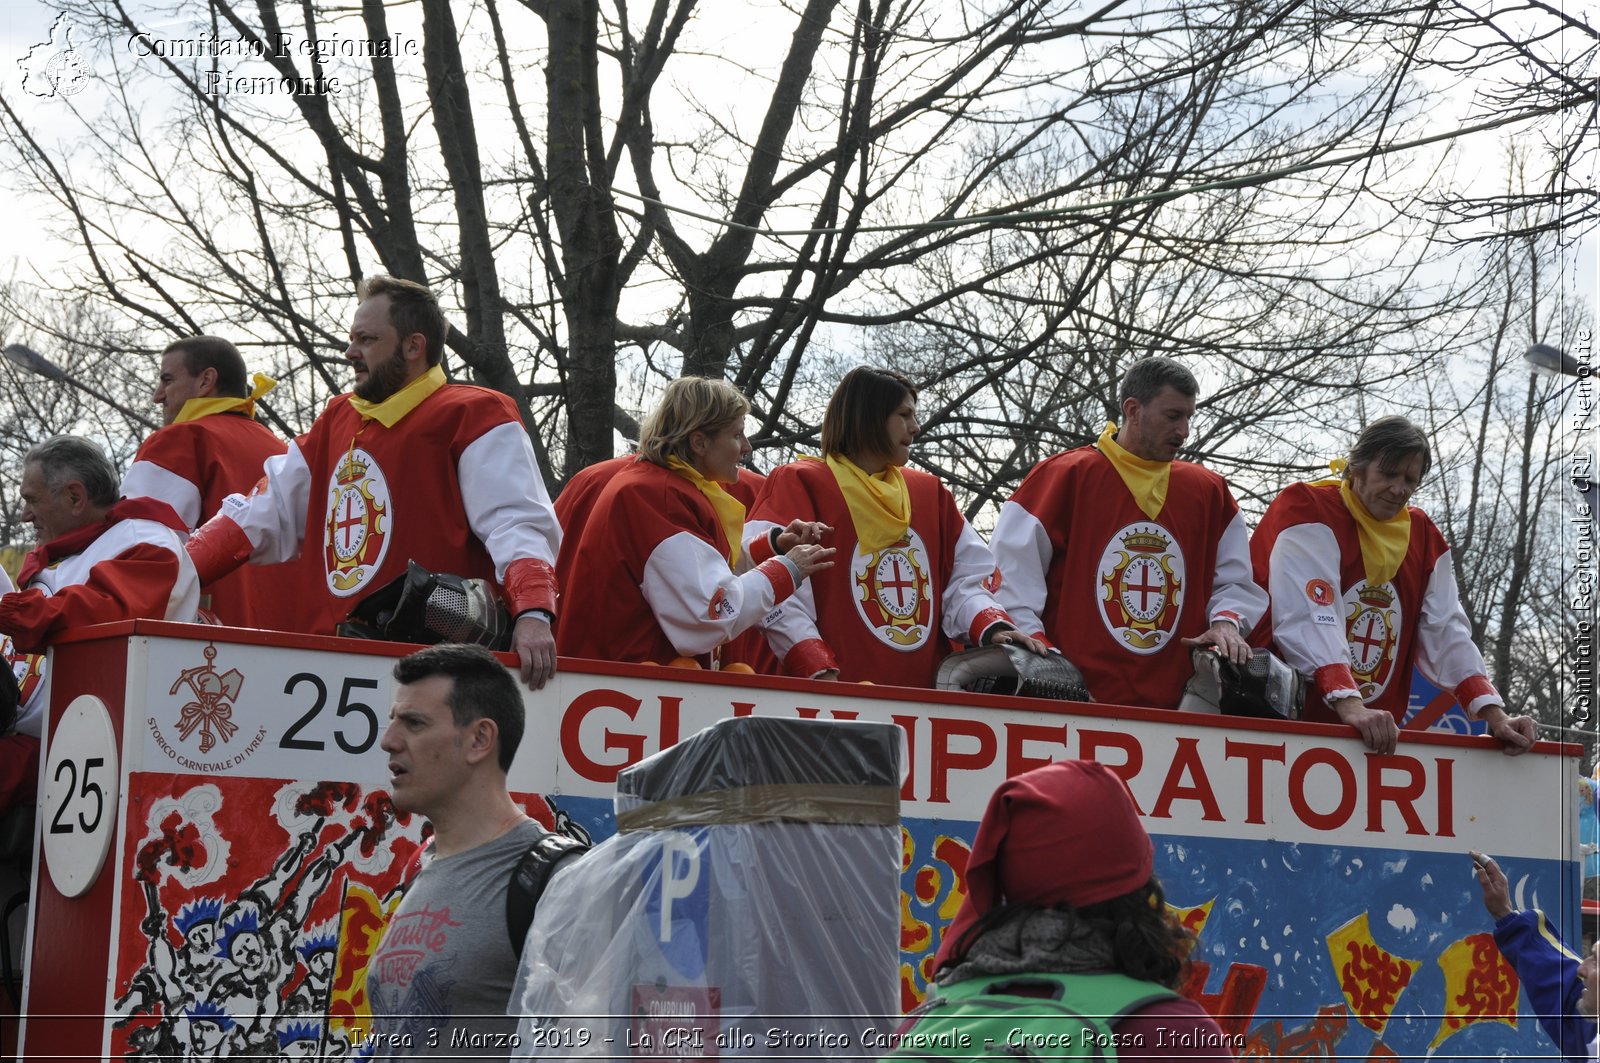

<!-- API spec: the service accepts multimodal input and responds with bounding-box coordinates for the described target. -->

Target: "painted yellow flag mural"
[1431,931,1520,1048]
[1326,912,1420,1035]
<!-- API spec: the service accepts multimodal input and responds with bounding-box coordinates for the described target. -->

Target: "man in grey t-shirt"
[365,643,548,1058]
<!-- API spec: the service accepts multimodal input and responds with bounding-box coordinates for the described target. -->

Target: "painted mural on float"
[25,630,1575,1060]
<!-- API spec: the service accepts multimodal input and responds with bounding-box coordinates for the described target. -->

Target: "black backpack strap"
[506,832,590,956]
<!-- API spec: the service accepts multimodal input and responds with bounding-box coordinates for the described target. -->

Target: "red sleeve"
[504,557,559,617]
[0,545,182,652]
[746,528,779,565]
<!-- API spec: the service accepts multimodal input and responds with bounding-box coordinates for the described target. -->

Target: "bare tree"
[1419,0,1599,240]
[0,277,155,545]
[1418,158,1585,729]
[0,0,1587,498]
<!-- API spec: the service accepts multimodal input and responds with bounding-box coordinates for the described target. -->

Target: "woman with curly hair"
[887,761,1235,1060]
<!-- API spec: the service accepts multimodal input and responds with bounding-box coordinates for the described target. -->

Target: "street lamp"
[1525,342,1584,377]
[2,343,158,430]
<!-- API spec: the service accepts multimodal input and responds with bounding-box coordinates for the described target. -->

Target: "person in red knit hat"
[892,761,1235,1059]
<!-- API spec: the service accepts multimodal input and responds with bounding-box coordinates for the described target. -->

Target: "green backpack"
[882,971,1177,1062]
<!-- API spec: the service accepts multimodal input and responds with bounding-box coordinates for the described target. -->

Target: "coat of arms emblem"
[1344,580,1401,700]
[852,529,935,650]
[1098,521,1185,653]
[324,447,392,596]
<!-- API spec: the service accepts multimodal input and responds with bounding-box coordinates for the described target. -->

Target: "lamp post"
[1522,342,1593,510]
[1525,342,1584,378]
[2,343,158,431]
[1524,341,1599,780]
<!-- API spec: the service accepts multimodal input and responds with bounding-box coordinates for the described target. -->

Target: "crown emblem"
[335,453,370,482]
[1123,530,1170,553]
[1358,584,1394,608]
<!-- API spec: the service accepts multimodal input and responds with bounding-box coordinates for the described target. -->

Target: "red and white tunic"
[746,461,1011,687]
[218,386,560,635]
[0,498,200,735]
[554,456,633,594]
[556,460,800,665]
[990,447,1265,709]
[1250,481,1497,723]
[556,458,778,673]
[122,411,292,628]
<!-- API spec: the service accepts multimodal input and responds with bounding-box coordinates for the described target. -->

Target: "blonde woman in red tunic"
[558,377,832,667]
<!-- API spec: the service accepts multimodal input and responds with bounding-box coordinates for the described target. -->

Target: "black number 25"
[49,757,106,835]
[279,674,380,754]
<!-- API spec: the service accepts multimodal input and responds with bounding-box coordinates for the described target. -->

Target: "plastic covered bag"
[511,716,902,1061]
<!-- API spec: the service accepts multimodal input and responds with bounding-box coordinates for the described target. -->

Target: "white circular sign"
[40,694,119,898]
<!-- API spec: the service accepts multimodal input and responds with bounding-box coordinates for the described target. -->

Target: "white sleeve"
[458,422,562,581]
[1414,549,1498,713]
[991,499,1051,637]
[1208,510,1268,631]
[122,460,203,529]
[641,531,799,656]
[219,442,312,565]
[758,570,824,661]
[941,521,1009,643]
[1267,523,1361,701]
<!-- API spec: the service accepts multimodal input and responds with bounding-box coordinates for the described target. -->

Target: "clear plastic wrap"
[511,717,903,1061]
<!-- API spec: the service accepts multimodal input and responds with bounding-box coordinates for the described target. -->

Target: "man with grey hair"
[991,356,1267,708]
[0,435,199,813]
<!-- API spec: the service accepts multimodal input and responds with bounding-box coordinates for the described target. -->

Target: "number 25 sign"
[40,695,119,898]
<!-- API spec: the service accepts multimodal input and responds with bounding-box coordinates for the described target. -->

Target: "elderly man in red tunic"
[0,435,199,813]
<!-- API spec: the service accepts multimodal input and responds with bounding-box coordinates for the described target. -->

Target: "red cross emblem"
[1098,522,1184,653]
[852,533,934,650]
[323,446,392,596]
[1344,580,1400,698]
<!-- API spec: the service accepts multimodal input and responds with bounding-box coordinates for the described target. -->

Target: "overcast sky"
[2,0,1594,364]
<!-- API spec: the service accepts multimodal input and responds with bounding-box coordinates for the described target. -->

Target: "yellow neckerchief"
[666,456,746,567]
[817,453,911,554]
[1311,458,1411,586]
[1096,421,1170,520]
[348,365,447,428]
[172,373,277,424]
